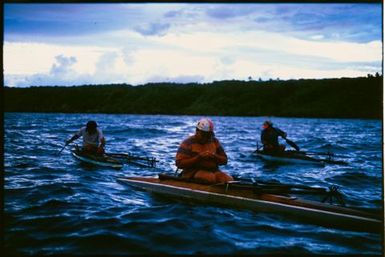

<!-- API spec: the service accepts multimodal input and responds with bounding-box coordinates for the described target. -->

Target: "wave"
[4,113,382,255]
[329,171,381,186]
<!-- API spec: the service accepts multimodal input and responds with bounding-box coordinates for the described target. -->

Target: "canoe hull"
[71,150,123,169]
[255,150,324,165]
[118,176,382,233]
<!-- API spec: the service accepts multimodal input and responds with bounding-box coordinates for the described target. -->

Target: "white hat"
[196,118,214,132]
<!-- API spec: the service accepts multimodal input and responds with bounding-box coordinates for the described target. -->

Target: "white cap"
[196,118,214,132]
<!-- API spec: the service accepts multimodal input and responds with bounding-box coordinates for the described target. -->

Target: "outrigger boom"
[106,152,158,168]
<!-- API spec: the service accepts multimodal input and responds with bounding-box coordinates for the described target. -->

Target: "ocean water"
[4,113,383,255]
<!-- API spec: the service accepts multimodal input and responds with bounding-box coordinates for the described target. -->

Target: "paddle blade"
[285,138,300,151]
[57,144,67,155]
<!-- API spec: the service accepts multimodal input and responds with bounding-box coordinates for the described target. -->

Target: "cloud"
[50,55,77,75]
[121,47,137,65]
[4,4,139,37]
[95,52,118,73]
[3,3,382,87]
[310,35,325,40]
[205,4,257,19]
[3,42,109,75]
[4,26,382,87]
[134,22,171,36]
[5,71,89,88]
[4,51,127,87]
[5,55,87,87]
[164,9,183,18]
[144,74,205,84]
[268,4,381,43]
[5,3,381,45]
[220,56,236,65]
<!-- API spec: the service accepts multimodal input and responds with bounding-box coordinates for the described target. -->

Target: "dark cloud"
[4,4,141,37]
[267,4,381,43]
[5,3,381,44]
[205,4,257,19]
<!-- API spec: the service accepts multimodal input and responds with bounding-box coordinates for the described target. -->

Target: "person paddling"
[175,118,233,184]
[66,120,106,155]
[261,120,288,153]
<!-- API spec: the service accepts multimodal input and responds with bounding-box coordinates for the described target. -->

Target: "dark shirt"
[261,126,286,149]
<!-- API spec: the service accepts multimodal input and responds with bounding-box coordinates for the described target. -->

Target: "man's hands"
[198,151,216,160]
[176,150,226,170]
[96,146,104,154]
[66,135,80,145]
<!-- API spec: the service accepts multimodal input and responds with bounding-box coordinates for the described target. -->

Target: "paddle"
[57,142,69,155]
[283,137,300,151]
[270,127,300,151]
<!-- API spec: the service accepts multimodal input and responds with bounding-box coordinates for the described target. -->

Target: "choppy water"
[4,113,383,255]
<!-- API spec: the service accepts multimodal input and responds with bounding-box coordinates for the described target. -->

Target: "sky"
[3,3,382,87]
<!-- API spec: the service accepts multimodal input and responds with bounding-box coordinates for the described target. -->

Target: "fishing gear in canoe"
[106,152,158,168]
[247,178,345,206]
[226,177,346,206]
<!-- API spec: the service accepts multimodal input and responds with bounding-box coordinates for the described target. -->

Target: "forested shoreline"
[3,76,383,119]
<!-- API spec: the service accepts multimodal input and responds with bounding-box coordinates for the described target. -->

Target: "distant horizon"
[4,74,382,88]
[4,3,382,87]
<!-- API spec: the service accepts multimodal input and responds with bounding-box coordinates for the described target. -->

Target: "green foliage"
[4,77,382,119]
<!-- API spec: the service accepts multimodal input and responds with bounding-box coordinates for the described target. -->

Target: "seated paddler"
[66,120,106,155]
[261,120,287,153]
[175,118,233,184]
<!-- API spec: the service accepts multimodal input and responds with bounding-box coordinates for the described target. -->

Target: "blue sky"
[4,3,382,87]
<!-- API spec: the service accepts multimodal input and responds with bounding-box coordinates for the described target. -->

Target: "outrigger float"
[71,146,157,169]
[254,149,347,165]
[118,173,382,233]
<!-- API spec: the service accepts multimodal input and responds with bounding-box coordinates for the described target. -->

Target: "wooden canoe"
[118,174,382,233]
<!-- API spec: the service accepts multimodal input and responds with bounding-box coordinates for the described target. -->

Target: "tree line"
[3,76,382,119]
